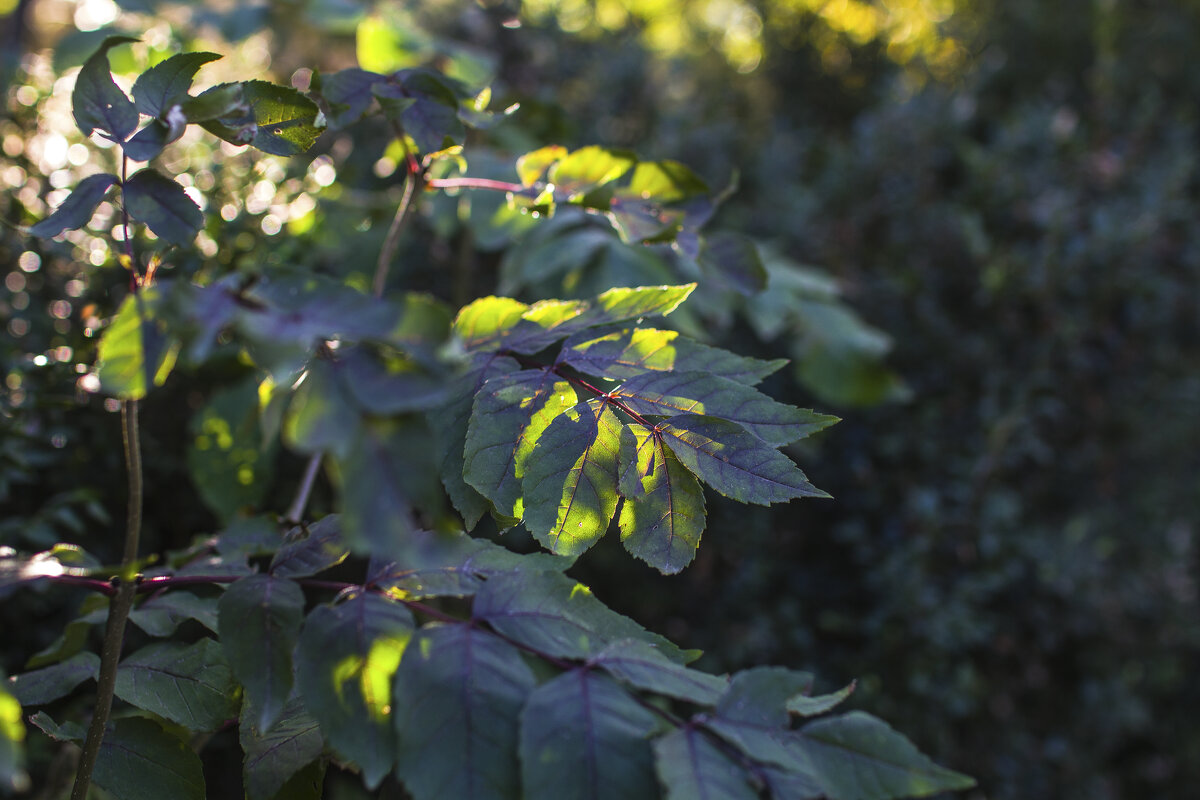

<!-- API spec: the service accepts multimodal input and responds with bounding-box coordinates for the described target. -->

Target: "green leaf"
[188,377,275,523]
[339,346,448,414]
[219,575,305,733]
[624,160,709,204]
[717,667,815,727]
[284,358,363,460]
[522,399,622,556]
[788,681,857,717]
[452,296,530,351]
[29,173,117,237]
[123,168,204,244]
[132,51,222,118]
[269,515,348,579]
[180,82,246,122]
[295,592,413,789]
[72,36,139,140]
[517,145,567,186]
[796,712,976,799]
[28,710,84,743]
[97,287,179,400]
[114,639,239,731]
[93,717,205,800]
[393,624,536,800]
[0,681,27,794]
[26,595,108,669]
[562,327,786,384]
[128,591,218,637]
[123,121,171,162]
[240,695,324,800]
[202,80,323,156]
[520,670,660,800]
[6,652,99,706]
[653,727,760,800]
[429,356,520,529]
[312,67,386,128]
[473,569,688,662]
[659,416,829,505]
[617,425,706,574]
[583,284,695,328]
[614,371,836,446]
[591,639,727,704]
[463,369,576,519]
[698,232,768,296]
[548,146,636,198]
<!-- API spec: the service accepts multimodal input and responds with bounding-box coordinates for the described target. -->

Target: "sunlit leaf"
[452,296,529,351]
[97,287,179,400]
[180,83,245,122]
[520,670,660,800]
[0,679,26,794]
[464,369,576,519]
[93,717,204,800]
[295,592,413,789]
[522,399,622,556]
[394,624,536,800]
[616,425,705,574]
[624,160,709,204]
[562,327,786,385]
[123,168,204,244]
[202,80,323,156]
[219,575,305,733]
[658,416,829,504]
[114,639,238,731]
[516,145,567,186]
[72,36,139,141]
[548,146,636,198]
[28,173,117,237]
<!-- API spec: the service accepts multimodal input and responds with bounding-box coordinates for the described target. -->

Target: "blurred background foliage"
[2,0,1198,798]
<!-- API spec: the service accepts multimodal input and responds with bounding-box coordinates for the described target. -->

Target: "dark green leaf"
[29,173,117,237]
[114,639,238,731]
[313,68,386,128]
[128,591,218,637]
[788,681,857,717]
[240,695,324,800]
[284,358,363,460]
[382,70,465,153]
[653,727,760,800]
[591,639,727,704]
[473,569,689,662]
[188,377,275,523]
[269,516,348,578]
[429,356,520,529]
[132,51,222,117]
[699,232,768,296]
[717,667,815,728]
[202,80,323,156]
[28,710,84,743]
[295,592,414,789]
[520,670,660,800]
[123,121,171,162]
[6,652,99,706]
[614,371,836,446]
[617,425,706,574]
[340,347,448,414]
[72,36,139,140]
[97,287,179,399]
[219,575,305,733]
[796,712,976,799]
[123,168,203,243]
[93,717,205,800]
[522,399,622,556]
[464,369,576,519]
[393,624,536,800]
[659,416,829,505]
[548,146,636,198]
[26,595,108,669]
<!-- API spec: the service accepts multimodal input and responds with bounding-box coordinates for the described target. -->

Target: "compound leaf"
[616,425,705,574]
[562,327,786,385]
[393,624,536,800]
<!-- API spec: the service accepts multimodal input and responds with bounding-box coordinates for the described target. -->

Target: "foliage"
[0,21,972,800]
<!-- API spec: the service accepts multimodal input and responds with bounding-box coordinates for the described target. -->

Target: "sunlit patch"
[329,633,411,721]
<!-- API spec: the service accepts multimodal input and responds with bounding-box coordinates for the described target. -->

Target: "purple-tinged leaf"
[29,173,117,237]
[617,425,706,574]
[113,639,238,731]
[659,415,829,505]
[520,670,660,800]
[393,625,536,800]
[269,516,348,578]
[219,575,304,733]
[132,51,222,118]
[123,121,171,162]
[592,639,727,705]
[653,726,760,800]
[240,695,324,800]
[6,652,99,706]
[312,67,387,128]
[94,717,205,800]
[123,168,203,243]
[72,36,139,141]
[522,399,622,556]
[562,327,787,385]
[698,232,768,296]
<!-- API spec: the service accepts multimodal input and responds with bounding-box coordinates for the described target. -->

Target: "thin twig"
[283,453,323,525]
[372,130,421,298]
[426,176,525,193]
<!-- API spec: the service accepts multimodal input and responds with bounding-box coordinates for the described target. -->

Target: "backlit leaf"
[188,377,275,523]
[452,296,530,351]
[562,327,786,385]
[0,680,25,793]
[97,287,179,400]
[520,670,660,800]
[394,624,536,800]
[123,168,204,244]
[548,146,636,198]
[659,416,829,505]
[29,173,117,237]
[219,574,305,733]
[202,80,323,156]
[114,639,238,731]
[616,425,706,574]
[295,592,413,789]
[522,399,622,556]
[72,36,139,141]
[625,160,709,204]
[517,145,567,186]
